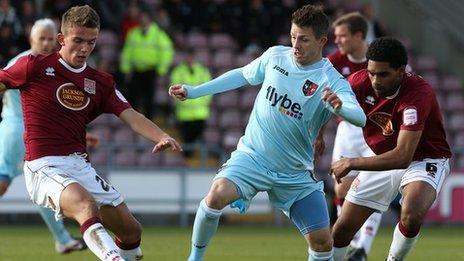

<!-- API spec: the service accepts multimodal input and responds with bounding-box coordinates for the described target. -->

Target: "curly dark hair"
[366,37,408,68]
[291,4,329,39]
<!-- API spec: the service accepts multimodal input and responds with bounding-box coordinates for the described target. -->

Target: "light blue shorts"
[215,151,324,215]
[0,118,25,182]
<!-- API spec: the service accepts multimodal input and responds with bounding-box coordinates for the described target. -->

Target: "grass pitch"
[0,225,463,260]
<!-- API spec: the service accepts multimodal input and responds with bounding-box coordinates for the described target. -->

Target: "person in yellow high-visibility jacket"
[120,9,173,119]
[170,49,212,157]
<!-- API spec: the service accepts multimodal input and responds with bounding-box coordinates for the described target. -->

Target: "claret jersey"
[0,52,130,160]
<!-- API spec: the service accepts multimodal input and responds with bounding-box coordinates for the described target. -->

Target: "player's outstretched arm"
[168,68,248,100]
[119,108,182,153]
[331,130,422,183]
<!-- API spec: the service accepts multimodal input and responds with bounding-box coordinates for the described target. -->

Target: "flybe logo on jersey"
[266,86,303,119]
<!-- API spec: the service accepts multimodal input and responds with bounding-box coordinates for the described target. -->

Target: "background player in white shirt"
[170,5,365,261]
[328,12,381,261]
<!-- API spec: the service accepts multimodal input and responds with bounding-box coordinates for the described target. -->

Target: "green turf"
[0,225,463,260]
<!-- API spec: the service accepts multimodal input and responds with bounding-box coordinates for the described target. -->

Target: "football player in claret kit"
[170,4,366,261]
[0,5,181,261]
[331,37,452,261]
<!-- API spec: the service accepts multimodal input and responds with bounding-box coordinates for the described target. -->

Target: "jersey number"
[95,175,110,192]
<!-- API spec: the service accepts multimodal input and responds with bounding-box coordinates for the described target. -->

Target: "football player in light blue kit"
[0,18,86,254]
[170,5,366,261]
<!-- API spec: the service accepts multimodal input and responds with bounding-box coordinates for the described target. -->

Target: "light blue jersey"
[238,46,359,172]
[0,50,31,179]
[1,50,31,119]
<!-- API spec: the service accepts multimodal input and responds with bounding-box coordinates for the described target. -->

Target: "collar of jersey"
[294,58,326,71]
[385,85,401,99]
[59,58,87,73]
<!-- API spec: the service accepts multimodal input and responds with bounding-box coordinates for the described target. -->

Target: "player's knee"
[121,218,143,242]
[309,236,332,252]
[204,193,227,210]
[0,181,10,196]
[205,180,236,210]
[400,212,423,231]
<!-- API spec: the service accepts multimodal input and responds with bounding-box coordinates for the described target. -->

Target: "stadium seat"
[200,107,216,127]
[172,51,187,66]
[209,33,237,50]
[218,109,242,129]
[187,32,208,49]
[114,149,138,166]
[212,50,234,69]
[449,114,464,131]
[415,55,438,72]
[239,87,258,111]
[235,53,256,67]
[98,30,118,46]
[222,129,243,151]
[453,132,464,148]
[137,150,162,167]
[445,94,464,111]
[441,75,463,92]
[89,126,112,144]
[89,149,108,166]
[203,128,222,145]
[214,91,239,109]
[161,152,186,167]
[113,127,136,144]
[194,49,211,67]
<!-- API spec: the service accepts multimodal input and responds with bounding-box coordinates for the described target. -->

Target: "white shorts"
[24,154,124,220]
[332,121,375,177]
[346,158,450,212]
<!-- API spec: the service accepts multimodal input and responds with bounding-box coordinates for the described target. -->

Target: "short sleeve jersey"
[240,46,358,172]
[328,50,367,77]
[349,69,451,160]
[0,52,131,160]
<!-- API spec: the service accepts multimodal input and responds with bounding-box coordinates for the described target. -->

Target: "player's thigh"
[0,178,10,196]
[345,169,402,212]
[213,151,272,211]
[100,202,142,241]
[400,181,436,223]
[288,190,331,249]
[334,175,356,198]
[60,182,99,222]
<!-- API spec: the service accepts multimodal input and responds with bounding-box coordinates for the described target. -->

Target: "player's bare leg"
[335,176,382,260]
[386,181,435,260]
[60,183,124,260]
[188,178,240,261]
[0,180,9,196]
[101,203,143,260]
[304,225,333,260]
[332,201,375,261]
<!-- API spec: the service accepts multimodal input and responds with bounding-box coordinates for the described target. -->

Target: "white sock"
[83,223,124,261]
[351,211,382,253]
[333,246,348,261]
[308,248,333,261]
[119,247,143,261]
[387,223,419,260]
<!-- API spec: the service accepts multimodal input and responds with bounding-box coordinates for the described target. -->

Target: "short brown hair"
[333,12,368,39]
[61,5,100,33]
[291,4,329,39]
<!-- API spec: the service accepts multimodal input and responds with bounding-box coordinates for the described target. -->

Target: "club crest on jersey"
[302,80,318,97]
[84,78,96,94]
[56,83,90,111]
[365,96,375,105]
[369,112,394,136]
[45,67,55,76]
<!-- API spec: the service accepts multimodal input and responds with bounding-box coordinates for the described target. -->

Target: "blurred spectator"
[0,23,18,66]
[19,0,37,27]
[360,2,387,44]
[120,9,174,119]
[170,49,212,157]
[121,1,140,41]
[0,0,21,37]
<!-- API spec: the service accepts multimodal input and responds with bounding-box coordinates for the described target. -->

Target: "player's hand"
[330,157,352,183]
[85,132,100,148]
[152,134,183,153]
[322,87,342,111]
[313,132,325,164]
[168,84,187,101]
